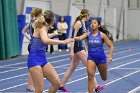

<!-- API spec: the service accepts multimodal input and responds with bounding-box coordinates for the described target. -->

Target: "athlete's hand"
[107,56,112,63]
[53,31,58,36]
[64,38,73,44]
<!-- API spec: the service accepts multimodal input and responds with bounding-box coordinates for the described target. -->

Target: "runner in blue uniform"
[27,10,72,93]
[75,18,114,93]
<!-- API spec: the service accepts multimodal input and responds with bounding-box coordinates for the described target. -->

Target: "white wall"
[127,10,140,40]
[15,0,140,55]
[104,8,117,42]
[23,0,51,14]
[21,0,51,55]
[108,0,124,25]
[85,0,100,17]
[16,0,24,15]
[51,0,70,15]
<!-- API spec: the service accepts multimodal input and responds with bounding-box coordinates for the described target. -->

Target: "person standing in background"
[57,16,69,51]
[46,22,57,54]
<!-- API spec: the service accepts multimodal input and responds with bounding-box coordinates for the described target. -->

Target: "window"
[128,0,140,9]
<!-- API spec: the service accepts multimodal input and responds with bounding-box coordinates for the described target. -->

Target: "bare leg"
[75,50,87,66]
[62,55,80,85]
[43,63,61,93]
[87,60,96,93]
[27,72,34,89]
[76,50,99,88]
[29,66,44,93]
[97,64,107,81]
[94,77,99,88]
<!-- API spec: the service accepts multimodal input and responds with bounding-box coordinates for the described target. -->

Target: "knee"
[88,74,94,81]
[53,79,61,88]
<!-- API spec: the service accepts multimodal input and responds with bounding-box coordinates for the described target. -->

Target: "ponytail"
[99,26,110,37]
[74,9,89,24]
[74,15,82,24]
[34,16,46,28]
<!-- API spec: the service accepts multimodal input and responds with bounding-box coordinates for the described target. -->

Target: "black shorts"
[28,43,31,52]
[74,47,84,53]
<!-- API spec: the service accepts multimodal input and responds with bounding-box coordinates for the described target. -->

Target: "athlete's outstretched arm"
[74,31,89,41]
[48,31,58,38]
[39,26,72,45]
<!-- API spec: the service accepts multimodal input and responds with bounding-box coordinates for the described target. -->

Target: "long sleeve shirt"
[57,22,68,34]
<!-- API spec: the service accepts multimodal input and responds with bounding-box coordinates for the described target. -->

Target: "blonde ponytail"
[34,16,46,28]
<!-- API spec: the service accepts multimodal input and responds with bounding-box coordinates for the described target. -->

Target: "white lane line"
[1,49,140,91]
[44,59,140,91]
[0,73,27,82]
[0,51,140,74]
[128,86,140,93]
[113,52,140,61]
[1,46,139,68]
[0,50,140,88]
[64,59,140,85]
[0,54,70,68]
[0,58,70,74]
[0,67,27,74]
[0,83,27,91]
[113,68,140,70]
[105,70,140,85]
[47,54,70,59]
[1,58,140,92]
[0,65,85,82]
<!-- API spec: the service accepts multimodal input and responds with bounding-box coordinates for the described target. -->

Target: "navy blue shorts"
[87,53,106,65]
[74,47,84,53]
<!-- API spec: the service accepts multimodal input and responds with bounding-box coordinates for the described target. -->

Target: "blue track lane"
[0,40,140,93]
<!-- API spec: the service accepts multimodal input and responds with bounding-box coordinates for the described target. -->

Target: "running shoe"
[95,85,107,93]
[58,86,70,92]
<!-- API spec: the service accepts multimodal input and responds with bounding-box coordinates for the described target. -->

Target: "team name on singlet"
[88,31,104,52]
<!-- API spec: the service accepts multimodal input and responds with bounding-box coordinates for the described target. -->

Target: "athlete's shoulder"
[100,31,108,39]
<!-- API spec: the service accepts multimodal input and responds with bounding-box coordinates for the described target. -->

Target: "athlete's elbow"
[22,30,25,35]
[109,44,114,50]
[111,45,115,51]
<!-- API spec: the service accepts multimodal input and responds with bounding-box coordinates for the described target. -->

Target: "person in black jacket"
[46,23,57,54]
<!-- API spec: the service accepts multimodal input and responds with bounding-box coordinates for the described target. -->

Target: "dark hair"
[99,26,110,37]
[91,18,101,25]
[59,16,65,22]
[90,18,109,36]
[44,10,55,25]
[99,25,113,42]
